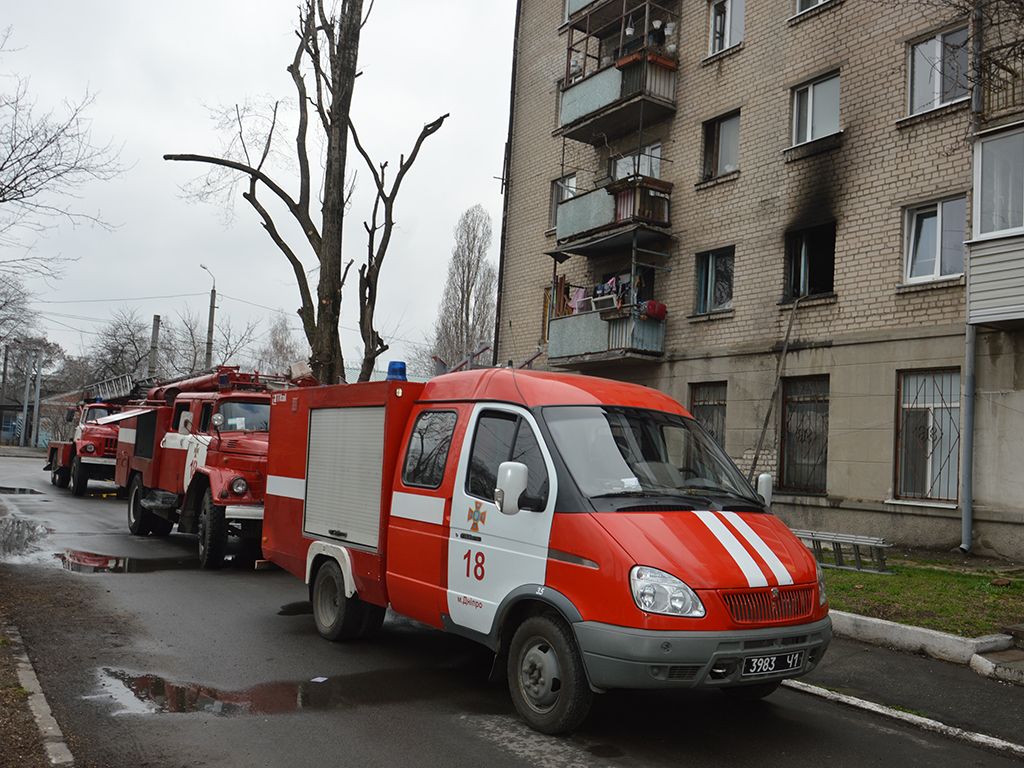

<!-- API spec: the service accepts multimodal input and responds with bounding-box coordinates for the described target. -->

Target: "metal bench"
[790,529,892,574]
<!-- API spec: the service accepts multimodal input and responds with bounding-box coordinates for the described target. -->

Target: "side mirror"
[494,461,529,516]
[756,472,773,507]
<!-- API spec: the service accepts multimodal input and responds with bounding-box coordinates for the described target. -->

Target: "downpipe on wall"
[960,323,976,554]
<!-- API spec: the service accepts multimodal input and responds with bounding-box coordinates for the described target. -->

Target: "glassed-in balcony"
[555,176,672,244]
[968,234,1024,326]
[548,311,665,366]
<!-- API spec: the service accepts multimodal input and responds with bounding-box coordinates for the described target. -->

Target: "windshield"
[85,407,114,422]
[218,401,270,431]
[544,406,759,506]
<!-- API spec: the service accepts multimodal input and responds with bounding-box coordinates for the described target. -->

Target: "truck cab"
[263,368,831,734]
[45,401,123,496]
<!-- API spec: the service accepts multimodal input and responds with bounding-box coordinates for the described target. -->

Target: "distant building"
[494,0,1024,557]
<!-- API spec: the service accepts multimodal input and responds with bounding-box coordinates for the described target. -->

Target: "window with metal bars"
[780,376,829,493]
[896,369,960,501]
[690,382,727,448]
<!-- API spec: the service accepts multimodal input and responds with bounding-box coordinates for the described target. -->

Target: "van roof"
[422,368,689,415]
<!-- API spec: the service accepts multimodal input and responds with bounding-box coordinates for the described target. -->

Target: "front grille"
[722,586,814,625]
[102,438,117,457]
[667,665,700,681]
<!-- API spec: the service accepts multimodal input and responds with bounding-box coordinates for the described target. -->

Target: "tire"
[127,475,152,536]
[312,559,366,641]
[721,680,782,702]
[197,488,227,570]
[51,457,70,489]
[507,614,593,735]
[70,456,89,497]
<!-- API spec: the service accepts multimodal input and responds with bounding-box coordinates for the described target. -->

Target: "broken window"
[785,222,836,299]
[695,247,734,313]
[780,376,829,493]
[909,27,968,115]
[703,112,740,179]
[792,73,840,145]
[897,370,960,501]
[906,197,965,281]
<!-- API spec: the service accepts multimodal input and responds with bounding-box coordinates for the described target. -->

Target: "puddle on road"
[0,515,49,556]
[55,549,255,574]
[0,486,42,494]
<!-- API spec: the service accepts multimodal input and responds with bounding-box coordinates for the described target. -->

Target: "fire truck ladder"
[92,374,136,402]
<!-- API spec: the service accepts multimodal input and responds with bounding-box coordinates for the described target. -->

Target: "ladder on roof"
[91,374,136,402]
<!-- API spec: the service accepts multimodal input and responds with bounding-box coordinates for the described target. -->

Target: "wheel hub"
[520,641,560,711]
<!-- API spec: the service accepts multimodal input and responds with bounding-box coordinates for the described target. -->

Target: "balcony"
[548,311,665,367]
[557,52,677,145]
[967,234,1024,326]
[555,175,672,248]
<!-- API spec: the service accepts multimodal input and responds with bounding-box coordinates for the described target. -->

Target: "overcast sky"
[6,1,515,375]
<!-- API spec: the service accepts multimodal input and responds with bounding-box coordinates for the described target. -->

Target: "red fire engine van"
[111,368,279,569]
[262,368,831,734]
[45,401,123,496]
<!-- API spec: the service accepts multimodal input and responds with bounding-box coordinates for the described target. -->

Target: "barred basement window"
[896,370,960,502]
[690,382,727,448]
[780,376,829,493]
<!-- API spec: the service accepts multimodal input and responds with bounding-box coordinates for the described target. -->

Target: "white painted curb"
[829,610,1013,664]
[970,652,1024,685]
[4,624,74,766]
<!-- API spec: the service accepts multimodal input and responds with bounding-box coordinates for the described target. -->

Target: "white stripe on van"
[693,510,768,588]
[718,510,794,586]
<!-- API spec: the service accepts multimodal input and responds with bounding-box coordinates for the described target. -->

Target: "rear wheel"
[507,614,593,734]
[70,456,89,497]
[50,456,70,489]
[197,488,227,570]
[312,559,366,641]
[721,680,781,702]
[127,475,152,536]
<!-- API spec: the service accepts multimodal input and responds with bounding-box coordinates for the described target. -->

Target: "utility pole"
[31,352,42,448]
[147,314,162,379]
[0,344,9,442]
[18,349,34,448]
[201,264,216,369]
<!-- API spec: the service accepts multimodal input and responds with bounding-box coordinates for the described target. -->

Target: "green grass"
[824,565,1024,638]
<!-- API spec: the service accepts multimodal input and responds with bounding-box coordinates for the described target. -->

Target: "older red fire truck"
[262,367,831,734]
[111,367,285,569]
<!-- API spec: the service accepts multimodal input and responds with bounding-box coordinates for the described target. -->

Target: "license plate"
[742,651,804,677]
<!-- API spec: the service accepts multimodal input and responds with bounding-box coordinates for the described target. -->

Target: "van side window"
[171,402,189,430]
[402,411,458,489]
[511,421,549,511]
[199,404,214,432]
[466,411,518,501]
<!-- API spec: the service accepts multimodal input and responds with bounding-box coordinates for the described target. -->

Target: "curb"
[4,624,74,766]
[830,610,1019,681]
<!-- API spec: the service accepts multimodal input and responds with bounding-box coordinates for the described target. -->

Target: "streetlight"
[200,264,216,370]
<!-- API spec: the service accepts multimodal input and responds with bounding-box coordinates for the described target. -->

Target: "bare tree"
[88,309,151,380]
[253,314,307,374]
[0,27,121,271]
[424,205,497,370]
[0,273,33,344]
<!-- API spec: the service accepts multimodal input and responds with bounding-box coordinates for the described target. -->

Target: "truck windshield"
[543,406,760,506]
[218,401,270,431]
[85,407,113,422]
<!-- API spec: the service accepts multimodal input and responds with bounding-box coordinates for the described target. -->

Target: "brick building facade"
[494,0,1024,557]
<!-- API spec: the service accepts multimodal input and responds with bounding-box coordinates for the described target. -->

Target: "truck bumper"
[80,457,116,467]
[225,504,264,521]
[573,615,832,691]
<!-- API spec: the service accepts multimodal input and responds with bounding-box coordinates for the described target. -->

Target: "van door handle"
[459,533,481,542]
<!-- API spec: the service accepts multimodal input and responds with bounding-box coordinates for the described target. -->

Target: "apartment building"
[494,0,1024,557]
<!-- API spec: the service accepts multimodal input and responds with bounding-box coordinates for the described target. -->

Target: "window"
[690,382,727,448]
[780,376,829,493]
[549,174,577,228]
[796,0,828,12]
[402,411,458,489]
[199,404,213,432]
[909,27,968,115]
[466,411,549,510]
[896,370,960,501]
[703,113,740,179]
[611,143,662,180]
[785,222,836,299]
[976,128,1024,237]
[695,247,734,313]
[906,197,965,281]
[171,402,190,431]
[709,0,744,54]
[792,74,840,145]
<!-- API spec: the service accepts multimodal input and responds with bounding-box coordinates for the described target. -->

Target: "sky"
[5,1,516,375]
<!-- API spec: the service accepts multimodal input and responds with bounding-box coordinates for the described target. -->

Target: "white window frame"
[795,0,828,15]
[708,0,742,55]
[973,126,1024,240]
[904,196,966,283]
[612,143,662,180]
[908,26,969,116]
[696,248,734,314]
[792,74,840,146]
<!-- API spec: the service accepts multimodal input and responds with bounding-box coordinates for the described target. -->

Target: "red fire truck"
[262,367,831,734]
[111,367,285,569]
[46,401,125,496]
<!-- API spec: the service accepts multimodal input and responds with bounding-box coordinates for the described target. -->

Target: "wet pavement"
[0,455,1022,768]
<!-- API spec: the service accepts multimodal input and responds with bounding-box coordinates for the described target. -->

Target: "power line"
[32,292,207,305]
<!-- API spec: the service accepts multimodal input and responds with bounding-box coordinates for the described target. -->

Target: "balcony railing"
[982,46,1024,116]
[556,176,671,242]
[548,311,665,362]
[557,52,677,144]
[968,234,1024,326]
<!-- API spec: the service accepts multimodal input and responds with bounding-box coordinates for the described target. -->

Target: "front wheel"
[197,488,227,570]
[312,559,366,641]
[51,458,70,489]
[70,456,89,497]
[507,614,593,735]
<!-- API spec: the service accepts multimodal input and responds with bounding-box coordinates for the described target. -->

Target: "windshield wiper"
[591,489,715,505]
[679,485,762,506]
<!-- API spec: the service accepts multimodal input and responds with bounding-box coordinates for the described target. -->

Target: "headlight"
[83,443,96,454]
[630,566,705,617]
[817,562,827,606]
[230,477,248,495]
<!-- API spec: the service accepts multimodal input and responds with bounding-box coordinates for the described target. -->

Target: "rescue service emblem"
[468,501,487,532]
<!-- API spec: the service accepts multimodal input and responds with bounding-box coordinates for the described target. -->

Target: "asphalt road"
[0,456,1017,768]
